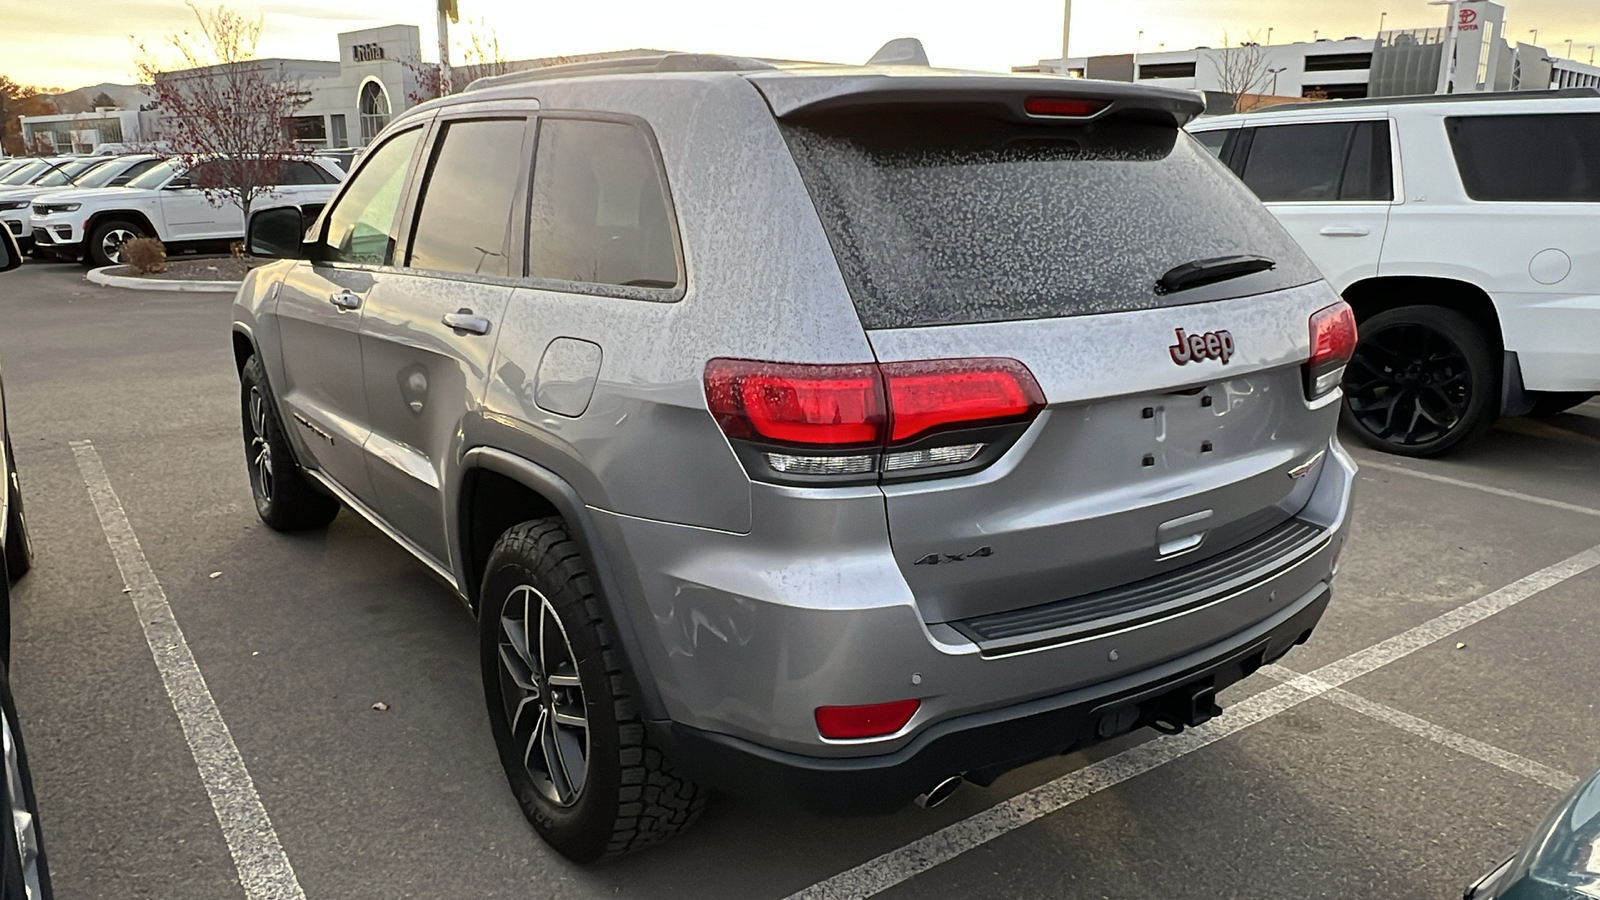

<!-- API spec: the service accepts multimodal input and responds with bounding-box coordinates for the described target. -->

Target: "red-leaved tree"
[402,21,518,104]
[134,2,310,220]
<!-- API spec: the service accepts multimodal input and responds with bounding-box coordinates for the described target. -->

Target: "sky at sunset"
[5,0,1599,90]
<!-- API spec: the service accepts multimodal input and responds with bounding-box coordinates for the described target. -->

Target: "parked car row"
[0,153,346,267]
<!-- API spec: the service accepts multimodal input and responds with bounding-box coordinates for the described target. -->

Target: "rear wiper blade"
[1155,255,1275,296]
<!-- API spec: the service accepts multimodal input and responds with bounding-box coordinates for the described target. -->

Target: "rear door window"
[526,117,681,293]
[1191,129,1230,159]
[1447,113,1600,202]
[780,112,1318,329]
[1239,121,1392,202]
[406,117,529,278]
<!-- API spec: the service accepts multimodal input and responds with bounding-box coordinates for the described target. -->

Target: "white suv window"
[320,127,424,266]
[1241,121,1393,203]
[1447,113,1600,202]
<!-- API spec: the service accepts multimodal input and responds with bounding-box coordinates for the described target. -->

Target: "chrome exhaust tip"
[915,775,963,809]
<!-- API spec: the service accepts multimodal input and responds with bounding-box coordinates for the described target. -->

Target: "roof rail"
[1253,86,1600,113]
[463,52,776,92]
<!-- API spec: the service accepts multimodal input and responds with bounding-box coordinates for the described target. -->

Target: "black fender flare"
[457,447,667,721]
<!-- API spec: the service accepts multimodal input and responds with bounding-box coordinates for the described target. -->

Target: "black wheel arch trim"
[85,209,158,242]
[231,326,316,476]
[456,446,668,722]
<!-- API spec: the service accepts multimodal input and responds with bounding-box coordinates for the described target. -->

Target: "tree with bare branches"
[402,20,517,104]
[134,2,310,220]
[1209,32,1272,114]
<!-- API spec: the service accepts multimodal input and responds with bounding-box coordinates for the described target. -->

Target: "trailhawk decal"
[1169,328,1236,366]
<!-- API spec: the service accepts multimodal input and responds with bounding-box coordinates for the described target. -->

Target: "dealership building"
[1021,0,1600,111]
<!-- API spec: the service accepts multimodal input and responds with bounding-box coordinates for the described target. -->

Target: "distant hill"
[48,83,148,113]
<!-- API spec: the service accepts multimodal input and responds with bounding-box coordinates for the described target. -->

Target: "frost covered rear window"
[780,112,1318,330]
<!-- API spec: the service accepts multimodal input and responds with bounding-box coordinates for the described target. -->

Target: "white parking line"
[1262,666,1576,792]
[70,441,306,900]
[785,543,1600,900]
[1359,458,1600,519]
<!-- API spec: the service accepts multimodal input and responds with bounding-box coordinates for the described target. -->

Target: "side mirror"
[0,226,18,273]
[247,206,308,259]
[165,176,194,190]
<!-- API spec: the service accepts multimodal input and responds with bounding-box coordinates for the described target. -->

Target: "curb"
[86,265,242,294]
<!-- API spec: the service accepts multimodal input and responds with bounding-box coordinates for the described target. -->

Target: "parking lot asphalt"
[2,258,1597,900]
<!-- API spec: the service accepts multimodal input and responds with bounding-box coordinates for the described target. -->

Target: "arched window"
[358,80,392,144]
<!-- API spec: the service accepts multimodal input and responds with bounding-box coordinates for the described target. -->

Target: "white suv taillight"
[704,357,1045,485]
[1306,302,1358,400]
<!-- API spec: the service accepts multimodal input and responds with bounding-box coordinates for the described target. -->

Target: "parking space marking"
[70,441,306,900]
[1261,667,1576,791]
[1359,458,1600,519]
[785,543,1600,900]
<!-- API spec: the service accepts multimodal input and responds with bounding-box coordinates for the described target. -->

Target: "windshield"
[0,161,48,185]
[780,112,1320,329]
[126,159,182,190]
[67,158,128,189]
[33,158,103,188]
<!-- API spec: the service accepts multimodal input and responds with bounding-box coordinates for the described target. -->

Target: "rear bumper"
[652,582,1331,814]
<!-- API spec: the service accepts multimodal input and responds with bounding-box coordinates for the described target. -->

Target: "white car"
[1189,88,1600,456]
[0,155,165,254]
[31,156,345,267]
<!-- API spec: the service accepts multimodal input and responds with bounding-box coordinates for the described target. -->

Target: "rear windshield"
[780,113,1319,329]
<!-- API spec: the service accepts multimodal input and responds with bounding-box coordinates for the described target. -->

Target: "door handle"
[442,309,492,336]
[329,290,362,310]
[1319,225,1372,237]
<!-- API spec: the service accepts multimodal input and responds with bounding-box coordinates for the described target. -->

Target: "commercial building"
[1022,0,1600,112]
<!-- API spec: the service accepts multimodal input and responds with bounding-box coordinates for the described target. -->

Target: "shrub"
[122,237,167,275]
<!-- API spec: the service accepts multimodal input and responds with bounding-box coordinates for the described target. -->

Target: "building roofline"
[1247,86,1599,113]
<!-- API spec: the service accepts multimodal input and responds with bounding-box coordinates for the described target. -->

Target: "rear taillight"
[815,699,920,740]
[705,357,1045,484]
[1306,302,1357,400]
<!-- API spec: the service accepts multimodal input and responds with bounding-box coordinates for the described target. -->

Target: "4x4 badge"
[1169,328,1235,366]
[914,546,993,566]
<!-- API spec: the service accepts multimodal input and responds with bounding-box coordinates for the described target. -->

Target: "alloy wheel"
[101,229,136,265]
[2,702,44,899]
[497,585,589,807]
[247,387,273,504]
[1343,322,1473,448]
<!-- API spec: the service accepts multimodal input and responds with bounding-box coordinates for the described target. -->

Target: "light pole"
[1268,65,1288,95]
[1267,27,1274,45]
[1060,0,1072,74]
[1134,29,1144,80]
[1566,39,1574,59]
[1379,11,1388,35]
[1590,45,1596,65]
[1529,29,1538,46]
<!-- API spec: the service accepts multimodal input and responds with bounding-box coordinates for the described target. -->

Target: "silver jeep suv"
[233,46,1357,862]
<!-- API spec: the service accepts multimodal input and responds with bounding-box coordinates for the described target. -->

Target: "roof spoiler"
[748,74,1207,128]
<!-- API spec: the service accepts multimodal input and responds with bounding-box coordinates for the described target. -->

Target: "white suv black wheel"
[1341,306,1498,457]
[480,519,704,862]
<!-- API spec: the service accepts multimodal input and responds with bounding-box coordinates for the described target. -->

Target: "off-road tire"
[480,519,704,862]
[1340,305,1499,458]
[239,355,339,531]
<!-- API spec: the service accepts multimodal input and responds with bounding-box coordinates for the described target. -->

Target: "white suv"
[30,156,345,267]
[1190,88,1600,456]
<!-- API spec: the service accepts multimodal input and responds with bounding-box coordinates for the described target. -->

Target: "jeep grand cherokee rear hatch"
[763,79,1341,630]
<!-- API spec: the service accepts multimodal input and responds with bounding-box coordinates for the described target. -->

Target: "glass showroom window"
[359,81,392,145]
